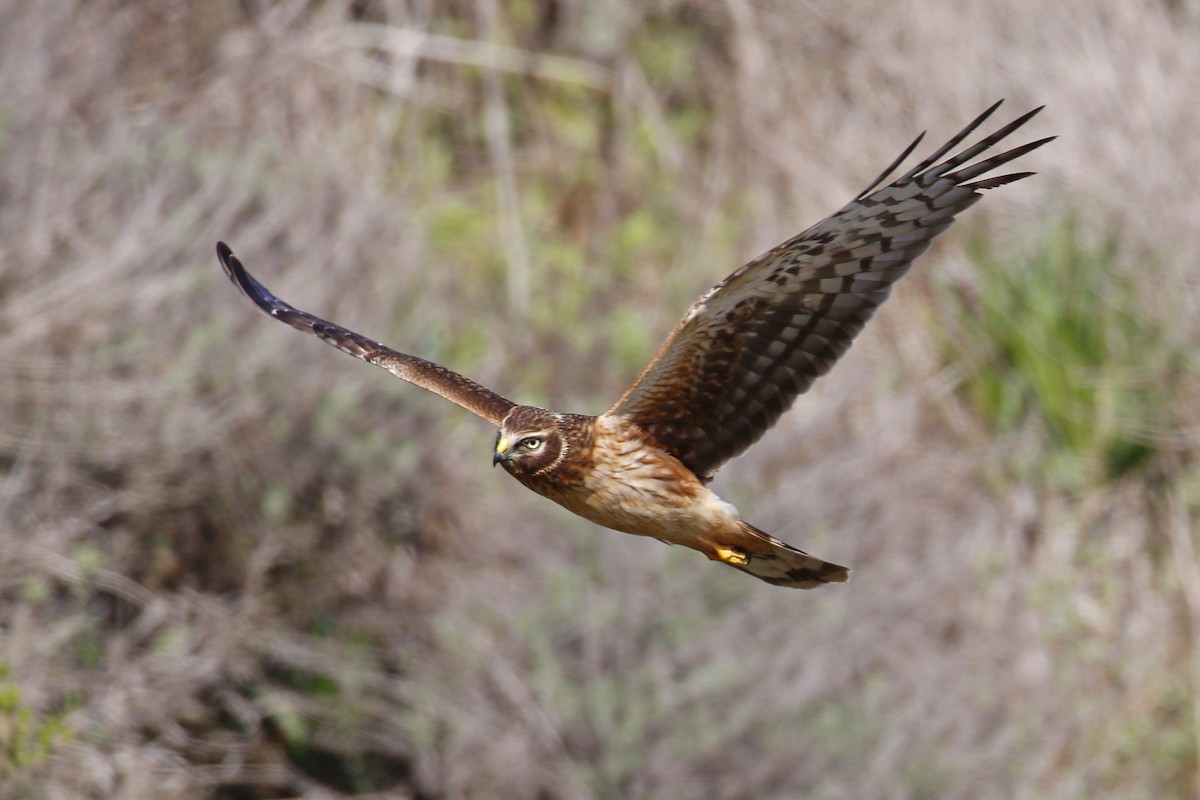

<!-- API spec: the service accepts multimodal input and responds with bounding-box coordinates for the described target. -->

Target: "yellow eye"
[521,437,542,451]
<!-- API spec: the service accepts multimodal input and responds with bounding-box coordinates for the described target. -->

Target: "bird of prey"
[217,101,1051,588]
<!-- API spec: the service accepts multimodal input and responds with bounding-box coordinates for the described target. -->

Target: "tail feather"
[726,521,849,589]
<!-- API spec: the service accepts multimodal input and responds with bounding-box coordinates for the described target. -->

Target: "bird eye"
[521,437,542,451]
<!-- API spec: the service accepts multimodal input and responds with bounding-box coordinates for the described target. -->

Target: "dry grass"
[1,1,1198,797]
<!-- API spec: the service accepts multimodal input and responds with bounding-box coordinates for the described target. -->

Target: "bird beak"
[493,436,510,467]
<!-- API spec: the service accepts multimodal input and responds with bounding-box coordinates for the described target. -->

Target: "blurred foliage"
[940,218,1181,487]
[0,664,73,783]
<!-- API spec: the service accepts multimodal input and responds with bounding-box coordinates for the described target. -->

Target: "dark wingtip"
[216,240,239,283]
[214,240,280,316]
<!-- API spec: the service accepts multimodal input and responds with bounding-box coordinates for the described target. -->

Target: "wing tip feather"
[216,240,276,315]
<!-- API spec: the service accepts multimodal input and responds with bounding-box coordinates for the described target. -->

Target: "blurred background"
[1,1,1198,797]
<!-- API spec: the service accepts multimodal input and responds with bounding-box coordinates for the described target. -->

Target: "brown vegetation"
[1,1,1198,797]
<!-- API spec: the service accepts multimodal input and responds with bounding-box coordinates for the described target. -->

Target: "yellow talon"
[715,546,749,566]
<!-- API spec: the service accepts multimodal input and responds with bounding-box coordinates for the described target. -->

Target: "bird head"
[493,406,566,477]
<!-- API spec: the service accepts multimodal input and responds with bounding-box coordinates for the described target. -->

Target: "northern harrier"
[218,101,1051,588]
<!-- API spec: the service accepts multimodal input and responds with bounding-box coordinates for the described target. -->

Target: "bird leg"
[713,545,749,566]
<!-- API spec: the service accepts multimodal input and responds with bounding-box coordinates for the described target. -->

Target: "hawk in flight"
[218,101,1051,588]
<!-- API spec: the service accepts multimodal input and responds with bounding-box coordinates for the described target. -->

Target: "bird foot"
[714,545,749,566]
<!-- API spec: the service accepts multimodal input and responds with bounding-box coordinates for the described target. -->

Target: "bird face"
[493,408,565,477]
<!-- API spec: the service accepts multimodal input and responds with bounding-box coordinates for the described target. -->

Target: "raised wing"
[217,242,517,426]
[606,101,1053,481]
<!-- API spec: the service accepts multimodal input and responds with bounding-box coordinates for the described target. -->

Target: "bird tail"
[720,521,849,589]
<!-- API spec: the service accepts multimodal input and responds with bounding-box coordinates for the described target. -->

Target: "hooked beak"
[493,436,510,467]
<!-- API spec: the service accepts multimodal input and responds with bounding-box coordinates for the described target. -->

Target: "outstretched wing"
[217,243,517,426]
[606,101,1054,481]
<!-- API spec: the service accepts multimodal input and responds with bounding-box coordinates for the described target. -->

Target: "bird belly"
[529,443,739,544]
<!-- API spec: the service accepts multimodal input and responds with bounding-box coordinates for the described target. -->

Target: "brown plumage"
[218,101,1052,589]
